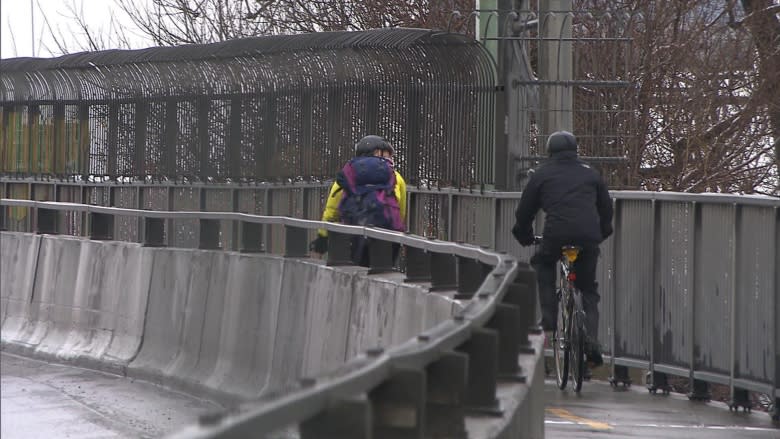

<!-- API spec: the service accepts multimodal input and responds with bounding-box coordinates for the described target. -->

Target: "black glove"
[601,223,614,241]
[512,223,535,247]
[310,235,328,254]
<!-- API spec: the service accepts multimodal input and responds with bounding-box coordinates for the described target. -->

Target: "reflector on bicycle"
[562,247,580,262]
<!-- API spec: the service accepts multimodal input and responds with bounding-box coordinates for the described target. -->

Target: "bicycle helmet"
[546,130,578,155]
[354,135,387,156]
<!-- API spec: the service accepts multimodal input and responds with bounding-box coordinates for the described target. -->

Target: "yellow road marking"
[546,408,612,430]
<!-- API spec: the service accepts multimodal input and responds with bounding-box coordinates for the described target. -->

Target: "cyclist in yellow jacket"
[310,135,407,258]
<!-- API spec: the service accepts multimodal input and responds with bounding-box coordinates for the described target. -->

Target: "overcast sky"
[0,0,151,59]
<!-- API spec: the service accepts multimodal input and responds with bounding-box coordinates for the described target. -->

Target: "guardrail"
[0,197,544,438]
[2,179,778,420]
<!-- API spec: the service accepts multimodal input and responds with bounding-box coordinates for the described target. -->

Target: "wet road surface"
[1,352,221,439]
[544,378,779,438]
[3,351,778,438]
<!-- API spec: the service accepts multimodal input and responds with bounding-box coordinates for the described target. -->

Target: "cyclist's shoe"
[586,342,604,368]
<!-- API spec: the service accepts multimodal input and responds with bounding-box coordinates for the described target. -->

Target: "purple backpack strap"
[339,161,358,194]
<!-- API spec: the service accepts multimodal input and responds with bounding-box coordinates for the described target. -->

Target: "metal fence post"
[648,199,658,385]
[299,396,373,439]
[199,218,220,250]
[284,225,308,257]
[501,281,536,353]
[239,221,264,253]
[404,246,431,282]
[368,368,425,438]
[144,217,166,247]
[456,328,501,415]
[486,303,526,381]
[36,208,58,234]
[326,232,353,266]
[368,238,395,274]
[687,201,710,401]
[424,352,468,438]
[455,256,485,300]
[430,253,457,292]
[730,203,739,400]
[774,206,780,421]
[89,212,114,240]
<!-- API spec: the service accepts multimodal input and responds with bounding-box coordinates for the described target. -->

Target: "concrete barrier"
[2,232,459,404]
[0,233,152,374]
[129,252,458,402]
[0,233,41,338]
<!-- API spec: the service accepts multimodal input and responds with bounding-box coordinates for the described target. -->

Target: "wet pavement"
[1,352,221,439]
[544,378,779,438]
[3,351,778,438]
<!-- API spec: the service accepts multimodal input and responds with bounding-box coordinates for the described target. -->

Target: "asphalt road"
[3,351,778,439]
[544,378,779,438]
[1,352,221,439]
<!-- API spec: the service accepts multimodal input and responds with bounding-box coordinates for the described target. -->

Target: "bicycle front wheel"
[553,290,569,390]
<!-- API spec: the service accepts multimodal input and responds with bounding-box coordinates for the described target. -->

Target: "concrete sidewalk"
[544,378,779,438]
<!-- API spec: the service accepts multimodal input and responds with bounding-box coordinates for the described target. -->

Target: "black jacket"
[513,150,613,246]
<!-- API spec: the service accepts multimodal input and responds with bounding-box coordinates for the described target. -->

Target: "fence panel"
[735,205,776,385]
[693,203,736,377]
[613,199,654,362]
[654,201,694,369]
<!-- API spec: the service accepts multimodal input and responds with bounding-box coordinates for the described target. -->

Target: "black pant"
[351,237,400,268]
[531,240,601,343]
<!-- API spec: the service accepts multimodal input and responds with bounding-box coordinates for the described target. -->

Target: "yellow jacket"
[318,170,407,237]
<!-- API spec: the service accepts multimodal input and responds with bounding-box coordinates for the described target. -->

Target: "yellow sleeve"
[394,171,407,226]
[318,181,343,237]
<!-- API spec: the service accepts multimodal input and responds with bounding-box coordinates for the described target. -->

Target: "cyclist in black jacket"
[512,130,613,366]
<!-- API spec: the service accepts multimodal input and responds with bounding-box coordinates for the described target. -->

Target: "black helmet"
[546,130,578,155]
[355,135,387,156]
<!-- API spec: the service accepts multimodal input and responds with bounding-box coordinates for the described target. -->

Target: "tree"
[38,0,135,53]
[111,0,476,45]
[32,0,780,194]
[738,0,780,193]
[572,0,778,194]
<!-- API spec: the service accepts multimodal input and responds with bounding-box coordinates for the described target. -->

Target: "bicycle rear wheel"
[570,295,586,392]
[553,289,569,390]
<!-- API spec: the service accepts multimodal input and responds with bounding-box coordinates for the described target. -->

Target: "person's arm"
[595,177,614,240]
[318,181,343,237]
[513,174,541,246]
[394,171,407,225]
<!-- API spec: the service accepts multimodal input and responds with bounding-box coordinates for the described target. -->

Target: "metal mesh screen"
[0,29,496,188]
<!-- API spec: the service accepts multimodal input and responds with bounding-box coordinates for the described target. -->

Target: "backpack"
[336,156,404,232]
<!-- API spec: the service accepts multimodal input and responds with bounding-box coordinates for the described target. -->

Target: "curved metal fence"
[0,196,544,438]
[0,29,496,187]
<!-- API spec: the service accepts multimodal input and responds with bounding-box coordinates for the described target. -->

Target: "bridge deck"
[4,350,777,438]
[544,378,778,438]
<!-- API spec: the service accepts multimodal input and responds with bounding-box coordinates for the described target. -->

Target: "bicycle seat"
[561,245,582,263]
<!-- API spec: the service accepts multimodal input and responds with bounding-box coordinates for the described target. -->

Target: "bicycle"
[537,237,587,393]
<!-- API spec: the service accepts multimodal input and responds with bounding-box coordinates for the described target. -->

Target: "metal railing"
[0,196,544,437]
[2,179,778,419]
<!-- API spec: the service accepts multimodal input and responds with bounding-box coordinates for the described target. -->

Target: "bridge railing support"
[0,197,538,438]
